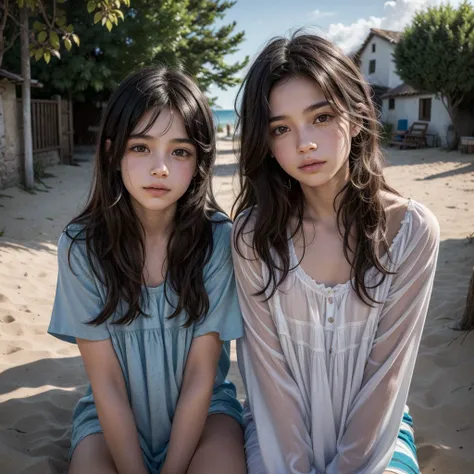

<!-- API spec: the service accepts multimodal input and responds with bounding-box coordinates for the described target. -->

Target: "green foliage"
[163,0,249,93]
[394,2,474,113]
[3,0,247,102]
[380,122,393,145]
[6,1,130,65]
[33,156,46,179]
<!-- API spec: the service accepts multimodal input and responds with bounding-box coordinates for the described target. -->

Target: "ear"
[350,104,365,138]
[350,123,361,138]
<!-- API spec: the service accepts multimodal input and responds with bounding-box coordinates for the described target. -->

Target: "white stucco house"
[355,28,452,147]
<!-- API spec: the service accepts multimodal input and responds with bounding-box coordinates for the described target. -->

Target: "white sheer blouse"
[232,199,440,474]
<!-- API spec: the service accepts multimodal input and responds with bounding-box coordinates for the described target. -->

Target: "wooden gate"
[17,97,73,164]
[59,97,74,164]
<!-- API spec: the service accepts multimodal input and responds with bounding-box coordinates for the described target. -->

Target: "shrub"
[380,122,394,144]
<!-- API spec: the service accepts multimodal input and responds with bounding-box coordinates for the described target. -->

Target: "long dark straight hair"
[67,65,226,326]
[232,33,400,304]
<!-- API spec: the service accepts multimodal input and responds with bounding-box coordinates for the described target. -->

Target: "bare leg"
[187,414,246,474]
[69,433,118,474]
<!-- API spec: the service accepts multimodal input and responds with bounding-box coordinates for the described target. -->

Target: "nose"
[298,137,318,154]
[150,154,169,178]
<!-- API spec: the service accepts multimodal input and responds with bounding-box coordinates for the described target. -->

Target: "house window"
[369,60,376,74]
[419,98,432,121]
[389,98,395,110]
[372,43,376,53]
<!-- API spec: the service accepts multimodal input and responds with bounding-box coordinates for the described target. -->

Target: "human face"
[268,75,359,190]
[120,107,197,216]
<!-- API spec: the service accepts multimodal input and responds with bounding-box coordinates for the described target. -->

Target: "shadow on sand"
[384,147,474,170]
[1,235,474,473]
[0,353,243,474]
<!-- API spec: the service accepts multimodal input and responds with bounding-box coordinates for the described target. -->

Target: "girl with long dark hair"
[49,66,246,474]
[232,33,439,474]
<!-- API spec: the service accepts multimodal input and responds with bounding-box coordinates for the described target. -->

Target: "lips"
[143,184,171,191]
[143,184,171,197]
[298,158,326,173]
[299,158,326,169]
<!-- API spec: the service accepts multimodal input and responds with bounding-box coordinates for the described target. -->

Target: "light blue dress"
[48,214,244,473]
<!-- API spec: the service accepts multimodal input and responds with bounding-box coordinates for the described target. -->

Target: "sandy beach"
[0,141,473,473]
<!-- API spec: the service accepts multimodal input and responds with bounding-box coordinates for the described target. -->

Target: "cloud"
[327,16,383,53]
[312,9,337,19]
[325,0,465,53]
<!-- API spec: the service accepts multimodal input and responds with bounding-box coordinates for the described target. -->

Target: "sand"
[0,142,473,473]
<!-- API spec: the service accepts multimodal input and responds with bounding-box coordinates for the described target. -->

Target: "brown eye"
[130,144,148,153]
[272,126,289,137]
[172,148,192,158]
[314,114,333,124]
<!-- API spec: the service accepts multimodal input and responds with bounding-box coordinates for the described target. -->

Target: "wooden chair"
[389,122,429,149]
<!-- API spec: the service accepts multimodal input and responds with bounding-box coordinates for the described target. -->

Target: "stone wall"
[0,81,60,189]
[0,80,21,189]
[0,88,6,188]
[34,149,60,170]
[0,148,60,189]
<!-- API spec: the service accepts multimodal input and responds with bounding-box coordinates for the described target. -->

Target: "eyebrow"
[269,100,331,124]
[128,134,195,146]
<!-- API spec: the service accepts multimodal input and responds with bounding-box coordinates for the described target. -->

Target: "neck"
[301,161,349,222]
[133,201,176,240]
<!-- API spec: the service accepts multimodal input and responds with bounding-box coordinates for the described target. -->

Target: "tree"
[393,1,474,147]
[0,1,130,67]
[3,0,248,103]
[0,0,130,188]
[159,0,248,95]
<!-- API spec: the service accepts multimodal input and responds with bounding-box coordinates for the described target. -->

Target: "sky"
[212,0,465,109]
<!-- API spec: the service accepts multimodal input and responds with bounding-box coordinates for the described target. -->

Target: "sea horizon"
[212,109,237,127]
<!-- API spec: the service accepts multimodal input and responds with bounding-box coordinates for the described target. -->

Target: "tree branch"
[441,94,449,111]
[0,0,9,33]
[0,2,31,35]
[452,94,464,110]
[36,0,54,29]
[3,27,19,53]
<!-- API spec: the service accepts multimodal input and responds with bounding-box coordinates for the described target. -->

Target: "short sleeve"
[193,218,244,341]
[48,230,110,344]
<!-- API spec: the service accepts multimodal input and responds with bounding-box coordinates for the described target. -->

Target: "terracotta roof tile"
[354,28,403,61]
[371,28,403,44]
[382,83,425,99]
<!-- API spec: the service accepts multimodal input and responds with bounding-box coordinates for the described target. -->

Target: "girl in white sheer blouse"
[231,33,440,474]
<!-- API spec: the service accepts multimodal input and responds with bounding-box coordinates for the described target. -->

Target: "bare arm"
[77,338,148,474]
[161,332,223,474]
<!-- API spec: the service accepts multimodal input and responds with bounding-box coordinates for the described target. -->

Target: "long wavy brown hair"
[232,33,400,304]
[67,66,226,326]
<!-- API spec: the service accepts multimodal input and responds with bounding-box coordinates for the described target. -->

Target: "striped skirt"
[386,407,420,474]
[243,403,420,473]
